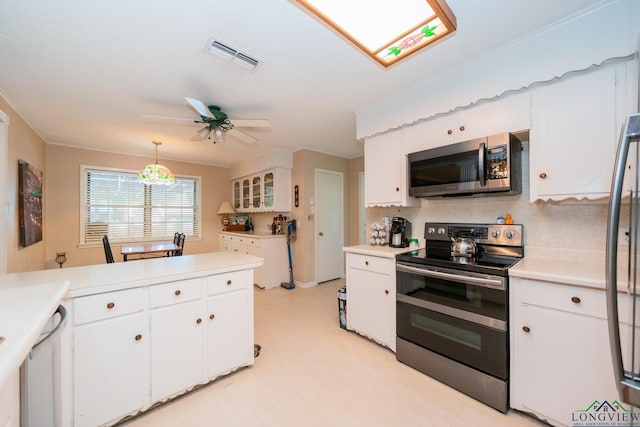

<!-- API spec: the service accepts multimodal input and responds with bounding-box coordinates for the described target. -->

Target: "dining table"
[120,241,181,261]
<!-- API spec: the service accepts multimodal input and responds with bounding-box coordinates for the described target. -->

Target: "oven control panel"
[424,222,522,247]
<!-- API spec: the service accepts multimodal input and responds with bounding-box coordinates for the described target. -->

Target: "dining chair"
[167,231,181,256]
[174,233,185,256]
[102,235,115,263]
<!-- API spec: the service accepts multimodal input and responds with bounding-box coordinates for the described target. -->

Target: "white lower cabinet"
[345,252,395,351]
[207,289,250,378]
[150,278,205,402]
[219,232,288,289]
[66,268,254,426]
[510,278,620,426]
[73,312,149,427]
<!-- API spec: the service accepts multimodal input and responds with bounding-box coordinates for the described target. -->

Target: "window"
[81,166,201,245]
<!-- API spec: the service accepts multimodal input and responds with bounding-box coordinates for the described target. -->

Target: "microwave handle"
[478,142,487,186]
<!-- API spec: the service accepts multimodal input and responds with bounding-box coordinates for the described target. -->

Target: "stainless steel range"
[395,222,523,413]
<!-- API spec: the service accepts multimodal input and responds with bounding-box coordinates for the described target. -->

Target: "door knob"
[319,232,324,236]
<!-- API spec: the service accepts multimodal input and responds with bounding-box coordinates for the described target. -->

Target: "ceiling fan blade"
[228,128,258,144]
[143,115,198,125]
[230,119,272,128]
[185,97,215,119]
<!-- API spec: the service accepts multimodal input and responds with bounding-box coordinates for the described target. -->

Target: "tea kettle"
[450,236,477,257]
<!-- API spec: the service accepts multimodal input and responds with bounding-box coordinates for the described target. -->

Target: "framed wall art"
[18,159,43,247]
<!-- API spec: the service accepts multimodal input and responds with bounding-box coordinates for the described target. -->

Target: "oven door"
[396,262,508,379]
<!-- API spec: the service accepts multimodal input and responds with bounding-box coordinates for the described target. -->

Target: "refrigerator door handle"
[606,113,640,406]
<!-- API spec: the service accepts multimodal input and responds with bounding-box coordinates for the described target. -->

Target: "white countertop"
[0,251,263,390]
[0,280,69,390]
[0,251,263,298]
[343,244,422,258]
[509,247,631,291]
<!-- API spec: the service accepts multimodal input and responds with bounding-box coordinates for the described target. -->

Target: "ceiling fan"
[144,97,271,144]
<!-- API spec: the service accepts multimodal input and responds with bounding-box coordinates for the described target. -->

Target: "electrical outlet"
[619,228,630,245]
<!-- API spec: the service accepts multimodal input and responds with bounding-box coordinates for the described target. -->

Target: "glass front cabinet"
[231,168,291,213]
[233,180,241,210]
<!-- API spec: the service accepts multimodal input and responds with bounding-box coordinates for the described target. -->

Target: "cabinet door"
[530,67,618,201]
[232,180,241,210]
[347,267,392,348]
[453,92,530,142]
[252,175,262,210]
[271,168,292,212]
[241,177,251,210]
[365,131,417,207]
[150,299,205,402]
[403,93,530,155]
[73,313,148,427]
[513,304,619,426]
[404,115,454,154]
[263,171,274,210]
[206,289,251,378]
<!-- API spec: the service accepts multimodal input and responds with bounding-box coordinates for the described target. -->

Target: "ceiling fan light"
[213,127,225,142]
[197,126,211,139]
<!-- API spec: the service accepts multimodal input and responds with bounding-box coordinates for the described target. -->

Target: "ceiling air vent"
[207,39,260,71]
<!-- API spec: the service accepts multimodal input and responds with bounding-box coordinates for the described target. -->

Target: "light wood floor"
[123,279,546,426]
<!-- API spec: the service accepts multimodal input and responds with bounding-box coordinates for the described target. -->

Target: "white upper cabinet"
[232,168,291,213]
[529,65,628,202]
[364,130,419,208]
[403,92,531,155]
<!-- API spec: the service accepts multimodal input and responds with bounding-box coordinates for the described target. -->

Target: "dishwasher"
[20,305,66,427]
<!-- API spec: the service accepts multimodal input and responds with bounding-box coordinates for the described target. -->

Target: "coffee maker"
[389,217,411,248]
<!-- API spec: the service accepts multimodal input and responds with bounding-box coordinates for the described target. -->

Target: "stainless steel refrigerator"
[606,112,640,407]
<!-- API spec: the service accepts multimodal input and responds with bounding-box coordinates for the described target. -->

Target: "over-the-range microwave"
[408,132,522,198]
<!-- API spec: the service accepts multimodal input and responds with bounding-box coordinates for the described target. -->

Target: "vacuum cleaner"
[281,220,296,290]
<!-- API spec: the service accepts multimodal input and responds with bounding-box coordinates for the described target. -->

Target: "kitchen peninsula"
[0,251,263,427]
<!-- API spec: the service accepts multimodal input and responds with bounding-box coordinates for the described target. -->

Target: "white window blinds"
[81,166,200,244]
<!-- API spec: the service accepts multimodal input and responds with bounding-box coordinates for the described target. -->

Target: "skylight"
[294,0,456,68]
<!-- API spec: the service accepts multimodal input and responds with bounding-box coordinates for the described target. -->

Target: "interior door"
[0,109,7,273]
[315,169,344,283]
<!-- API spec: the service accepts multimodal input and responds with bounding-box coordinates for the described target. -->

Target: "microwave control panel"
[487,145,509,180]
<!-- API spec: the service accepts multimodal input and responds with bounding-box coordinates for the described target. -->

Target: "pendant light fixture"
[138,141,175,185]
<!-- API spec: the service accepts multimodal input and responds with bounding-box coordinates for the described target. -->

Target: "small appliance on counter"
[389,217,411,248]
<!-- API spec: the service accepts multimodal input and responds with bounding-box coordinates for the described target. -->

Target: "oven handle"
[397,294,506,331]
[396,263,506,290]
[31,304,66,351]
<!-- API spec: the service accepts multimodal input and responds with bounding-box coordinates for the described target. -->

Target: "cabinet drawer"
[347,253,393,276]
[150,278,204,308]
[220,234,260,248]
[516,278,606,319]
[74,287,145,325]
[208,270,252,295]
[243,237,260,248]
